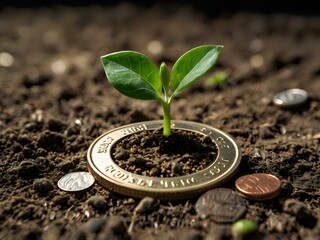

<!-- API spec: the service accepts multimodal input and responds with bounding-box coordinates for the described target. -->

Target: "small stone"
[0,52,14,67]
[52,195,70,207]
[38,130,66,152]
[283,199,317,228]
[250,54,264,68]
[134,196,158,214]
[17,160,40,179]
[87,196,108,212]
[114,148,130,160]
[33,178,54,193]
[147,40,163,55]
[57,159,75,172]
[105,215,127,234]
[47,118,67,132]
[51,59,67,74]
[24,122,38,131]
[83,217,106,234]
[171,161,183,175]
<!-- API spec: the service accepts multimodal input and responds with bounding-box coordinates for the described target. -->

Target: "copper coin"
[195,188,246,223]
[235,173,281,201]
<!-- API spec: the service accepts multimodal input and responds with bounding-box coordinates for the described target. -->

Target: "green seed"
[231,219,257,236]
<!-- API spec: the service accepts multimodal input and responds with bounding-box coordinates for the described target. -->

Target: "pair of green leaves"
[101,45,223,101]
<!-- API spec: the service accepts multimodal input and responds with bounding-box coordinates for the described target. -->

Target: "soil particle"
[33,178,54,194]
[87,195,108,212]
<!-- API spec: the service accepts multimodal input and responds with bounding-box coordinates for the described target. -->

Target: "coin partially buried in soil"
[235,173,281,201]
[87,120,241,201]
[272,88,309,109]
[195,188,246,223]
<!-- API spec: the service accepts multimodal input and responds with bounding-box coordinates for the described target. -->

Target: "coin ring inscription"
[58,171,95,192]
[235,173,281,201]
[87,120,241,200]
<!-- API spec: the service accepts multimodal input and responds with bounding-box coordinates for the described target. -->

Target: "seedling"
[101,45,223,137]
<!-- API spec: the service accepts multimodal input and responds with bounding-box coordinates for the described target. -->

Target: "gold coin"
[87,120,241,200]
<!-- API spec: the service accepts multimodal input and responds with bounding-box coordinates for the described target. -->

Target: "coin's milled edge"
[87,120,241,200]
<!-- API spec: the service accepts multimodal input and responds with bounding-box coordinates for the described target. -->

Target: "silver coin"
[58,171,95,192]
[273,88,308,109]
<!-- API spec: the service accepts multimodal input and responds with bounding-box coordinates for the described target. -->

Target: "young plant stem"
[162,101,171,137]
[159,62,172,137]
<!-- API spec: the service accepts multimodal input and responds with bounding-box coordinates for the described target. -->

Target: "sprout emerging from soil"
[101,45,223,137]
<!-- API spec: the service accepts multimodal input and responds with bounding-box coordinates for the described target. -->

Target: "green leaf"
[101,51,162,100]
[170,45,223,95]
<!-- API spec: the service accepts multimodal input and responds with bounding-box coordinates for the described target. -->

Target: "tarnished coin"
[87,120,241,201]
[58,171,95,192]
[195,188,246,223]
[272,88,308,109]
[235,173,281,201]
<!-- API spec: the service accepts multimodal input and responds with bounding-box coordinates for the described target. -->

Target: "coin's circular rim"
[272,88,309,109]
[57,171,95,192]
[87,120,241,200]
[235,173,281,201]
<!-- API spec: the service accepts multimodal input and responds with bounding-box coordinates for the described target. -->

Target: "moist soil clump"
[0,2,320,240]
[112,129,218,177]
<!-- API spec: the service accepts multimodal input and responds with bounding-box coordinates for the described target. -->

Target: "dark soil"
[0,2,320,240]
[112,129,217,177]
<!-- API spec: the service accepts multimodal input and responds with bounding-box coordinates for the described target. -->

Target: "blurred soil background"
[0,1,319,239]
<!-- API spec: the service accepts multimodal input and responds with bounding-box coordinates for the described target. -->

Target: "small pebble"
[0,52,14,67]
[51,59,67,74]
[283,199,317,228]
[134,196,158,214]
[87,196,108,212]
[57,159,75,172]
[38,130,66,152]
[83,217,106,234]
[52,195,70,206]
[47,118,67,132]
[147,40,163,55]
[114,148,130,160]
[33,178,54,193]
[250,54,264,68]
[17,160,40,178]
[105,215,127,234]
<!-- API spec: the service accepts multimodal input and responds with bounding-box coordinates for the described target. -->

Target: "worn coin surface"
[87,120,241,201]
[58,171,95,192]
[195,188,246,223]
[235,173,281,201]
[272,88,309,109]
